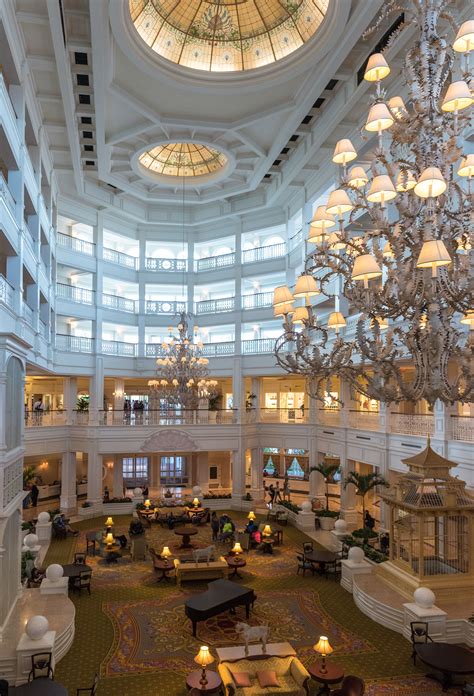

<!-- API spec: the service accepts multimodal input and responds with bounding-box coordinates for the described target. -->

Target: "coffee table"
[226,556,246,579]
[175,526,198,549]
[186,669,222,694]
[308,661,344,695]
[153,559,174,582]
[415,642,474,691]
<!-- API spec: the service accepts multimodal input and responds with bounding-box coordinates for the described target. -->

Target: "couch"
[173,556,228,587]
[218,655,310,696]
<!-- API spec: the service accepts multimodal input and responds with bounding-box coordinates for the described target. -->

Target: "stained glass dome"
[129,0,329,72]
[138,142,228,178]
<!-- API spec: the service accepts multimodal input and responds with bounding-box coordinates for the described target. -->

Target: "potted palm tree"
[343,471,389,525]
[311,459,341,530]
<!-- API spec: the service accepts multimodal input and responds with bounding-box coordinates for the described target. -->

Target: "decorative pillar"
[63,377,77,425]
[87,450,103,507]
[112,459,123,498]
[231,448,246,504]
[113,379,125,411]
[89,358,104,425]
[196,452,209,493]
[339,453,359,527]
[60,452,77,511]
[249,447,264,501]
[232,357,244,423]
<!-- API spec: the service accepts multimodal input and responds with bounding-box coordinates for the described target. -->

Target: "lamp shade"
[441,80,473,112]
[352,254,382,282]
[414,167,447,198]
[274,301,294,317]
[366,174,397,203]
[294,274,319,298]
[105,517,114,527]
[388,95,407,119]
[193,497,200,507]
[326,189,353,215]
[105,532,114,546]
[453,21,474,53]
[292,306,309,325]
[314,636,333,657]
[327,311,346,330]
[273,285,294,307]
[161,546,172,559]
[327,232,346,250]
[247,511,256,520]
[383,241,394,258]
[309,205,336,230]
[458,154,474,177]
[365,102,394,132]
[262,525,272,536]
[232,542,243,555]
[144,499,151,508]
[370,316,389,329]
[364,53,390,81]
[332,138,357,164]
[348,166,368,188]
[416,240,452,270]
[194,646,214,668]
[460,311,474,327]
[396,169,417,191]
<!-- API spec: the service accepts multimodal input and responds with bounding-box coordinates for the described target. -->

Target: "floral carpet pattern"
[45,513,465,695]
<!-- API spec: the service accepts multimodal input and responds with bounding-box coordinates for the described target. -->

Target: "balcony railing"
[241,291,274,310]
[0,274,14,310]
[241,338,275,354]
[202,341,235,356]
[57,232,95,256]
[318,410,341,427]
[103,247,138,269]
[289,228,303,251]
[103,293,137,313]
[56,283,94,305]
[145,300,186,314]
[145,257,187,272]
[242,243,286,264]
[99,409,237,426]
[450,415,474,442]
[56,334,94,353]
[258,408,307,423]
[101,340,137,356]
[390,413,435,437]
[39,320,49,341]
[196,252,235,272]
[348,410,380,431]
[25,410,67,427]
[195,297,235,314]
[0,172,16,218]
[21,300,34,325]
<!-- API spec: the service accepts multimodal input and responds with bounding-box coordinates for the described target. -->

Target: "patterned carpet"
[45,513,464,695]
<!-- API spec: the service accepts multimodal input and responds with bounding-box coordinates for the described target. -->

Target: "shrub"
[203,493,232,499]
[352,527,378,540]
[22,521,34,532]
[279,501,301,513]
[315,509,339,518]
[107,497,132,504]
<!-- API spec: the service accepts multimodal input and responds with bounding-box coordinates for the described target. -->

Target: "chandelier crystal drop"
[274,0,474,406]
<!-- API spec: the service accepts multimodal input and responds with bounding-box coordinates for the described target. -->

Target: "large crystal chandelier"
[148,312,218,409]
[274,1,473,406]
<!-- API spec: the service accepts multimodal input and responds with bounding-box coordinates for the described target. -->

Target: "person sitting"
[115,534,128,549]
[245,519,257,534]
[167,512,176,530]
[54,514,79,536]
[332,675,365,696]
[221,520,234,542]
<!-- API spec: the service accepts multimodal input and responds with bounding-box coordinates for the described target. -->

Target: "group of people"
[123,399,145,420]
[265,475,291,506]
[210,512,236,542]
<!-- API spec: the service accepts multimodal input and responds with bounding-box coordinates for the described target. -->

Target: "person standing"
[210,512,219,541]
[283,473,290,501]
[267,483,275,507]
[274,481,282,504]
[30,482,39,508]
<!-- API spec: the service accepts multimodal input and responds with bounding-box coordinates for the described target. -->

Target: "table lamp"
[161,546,172,565]
[247,511,256,521]
[314,635,333,674]
[231,542,243,557]
[105,531,114,549]
[193,497,200,508]
[144,499,151,509]
[194,645,214,686]
[105,516,114,529]
[262,524,272,537]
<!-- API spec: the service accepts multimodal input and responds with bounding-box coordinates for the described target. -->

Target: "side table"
[308,661,344,695]
[226,556,246,579]
[153,559,174,582]
[186,669,222,694]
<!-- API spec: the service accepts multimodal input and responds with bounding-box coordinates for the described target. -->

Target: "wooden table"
[140,508,155,518]
[187,507,205,515]
[153,558,174,582]
[225,556,246,579]
[12,678,68,695]
[103,543,123,563]
[304,549,337,572]
[186,669,222,694]
[61,563,91,579]
[308,661,344,695]
[415,642,474,691]
[174,526,198,549]
[260,537,275,554]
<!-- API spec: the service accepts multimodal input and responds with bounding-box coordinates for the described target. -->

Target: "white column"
[232,357,244,423]
[87,450,103,506]
[0,372,6,453]
[339,453,359,526]
[89,358,104,425]
[113,379,125,411]
[196,452,209,493]
[250,447,264,501]
[60,452,77,511]
[63,377,77,425]
[112,458,123,498]
[231,448,246,503]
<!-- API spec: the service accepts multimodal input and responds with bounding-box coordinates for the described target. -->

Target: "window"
[160,456,187,484]
[263,456,276,476]
[286,457,305,479]
[209,466,218,480]
[286,448,306,455]
[263,447,279,454]
[122,456,149,484]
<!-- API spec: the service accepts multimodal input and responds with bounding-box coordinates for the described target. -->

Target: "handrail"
[241,291,274,310]
[196,251,235,271]
[56,282,94,304]
[57,231,95,256]
[103,246,138,269]
[145,257,187,272]
[145,299,187,314]
[102,293,137,313]
[242,242,286,264]
[195,296,235,314]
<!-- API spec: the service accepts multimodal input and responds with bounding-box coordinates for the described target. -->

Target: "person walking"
[210,512,219,541]
[267,483,275,507]
[274,481,282,504]
[30,482,39,508]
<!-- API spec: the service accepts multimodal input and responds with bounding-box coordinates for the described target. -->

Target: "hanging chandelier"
[274,0,473,407]
[148,312,219,409]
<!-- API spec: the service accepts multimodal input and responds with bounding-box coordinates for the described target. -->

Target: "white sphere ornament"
[133,487,142,497]
[24,533,39,549]
[45,564,64,581]
[348,546,365,563]
[301,500,312,513]
[334,519,348,534]
[37,511,50,524]
[192,485,202,496]
[414,587,436,609]
[25,615,49,641]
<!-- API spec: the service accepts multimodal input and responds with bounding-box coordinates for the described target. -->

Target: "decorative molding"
[140,429,198,452]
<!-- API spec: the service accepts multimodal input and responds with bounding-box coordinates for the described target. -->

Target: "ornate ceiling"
[129,0,329,72]
[138,142,228,178]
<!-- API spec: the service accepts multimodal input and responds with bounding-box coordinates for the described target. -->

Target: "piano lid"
[185,579,254,611]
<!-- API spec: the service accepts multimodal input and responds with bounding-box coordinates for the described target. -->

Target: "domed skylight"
[138,142,228,178]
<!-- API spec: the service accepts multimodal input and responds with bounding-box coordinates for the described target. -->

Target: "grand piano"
[184,578,256,637]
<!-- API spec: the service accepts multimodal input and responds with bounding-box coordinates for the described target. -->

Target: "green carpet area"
[44,513,460,695]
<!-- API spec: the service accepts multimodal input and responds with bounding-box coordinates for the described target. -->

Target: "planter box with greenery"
[104,497,134,515]
[274,502,316,532]
[341,534,388,564]
[315,509,339,530]
[78,501,101,518]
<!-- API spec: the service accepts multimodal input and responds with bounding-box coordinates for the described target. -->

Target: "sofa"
[173,556,228,587]
[218,655,310,696]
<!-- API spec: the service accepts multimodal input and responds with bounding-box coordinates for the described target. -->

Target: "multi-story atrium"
[0,0,473,694]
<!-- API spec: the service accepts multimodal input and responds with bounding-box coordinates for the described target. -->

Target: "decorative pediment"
[140,429,198,453]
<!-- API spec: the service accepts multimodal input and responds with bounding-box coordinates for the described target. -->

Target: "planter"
[202,498,232,510]
[78,504,102,519]
[274,504,315,532]
[319,516,336,531]
[103,502,134,515]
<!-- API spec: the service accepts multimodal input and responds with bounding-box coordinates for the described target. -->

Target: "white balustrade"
[196,252,235,271]
[242,242,286,264]
[318,410,341,426]
[102,293,137,313]
[57,232,94,256]
[56,283,94,305]
[0,172,16,218]
[241,291,274,310]
[144,257,187,272]
[390,413,435,436]
[145,300,186,314]
[259,408,307,423]
[21,300,34,325]
[101,340,137,356]
[195,297,235,314]
[201,341,235,356]
[0,273,14,309]
[100,409,237,426]
[103,246,138,269]
[25,410,67,427]
[56,334,94,353]
[241,338,275,354]
[348,410,380,431]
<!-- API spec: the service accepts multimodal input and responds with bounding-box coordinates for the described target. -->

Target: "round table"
[153,559,174,582]
[187,507,205,515]
[304,549,337,573]
[174,526,198,549]
[186,669,222,694]
[260,537,275,554]
[12,678,68,695]
[140,509,155,518]
[226,556,246,579]
[415,642,474,691]
[308,661,344,696]
[61,562,91,578]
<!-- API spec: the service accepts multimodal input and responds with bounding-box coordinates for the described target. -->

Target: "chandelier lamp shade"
[273,0,474,407]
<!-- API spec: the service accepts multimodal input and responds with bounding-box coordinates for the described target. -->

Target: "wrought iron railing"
[195,297,235,314]
[145,299,187,314]
[242,242,286,264]
[202,341,235,356]
[56,282,94,305]
[241,338,275,354]
[21,300,34,325]
[102,293,137,313]
[57,232,95,256]
[101,340,137,356]
[450,415,474,442]
[241,291,274,310]
[390,413,435,436]
[196,252,235,271]
[99,409,237,426]
[56,334,94,353]
[258,408,308,423]
[103,246,138,269]
[0,273,14,309]
[0,172,16,218]
[24,410,67,427]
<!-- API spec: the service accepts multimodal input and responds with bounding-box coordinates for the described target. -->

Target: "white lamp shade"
[314,635,333,657]
[332,138,357,164]
[274,301,294,317]
[388,95,407,118]
[326,189,353,215]
[460,311,474,327]
[416,240,452,269]
[458,154,474,177]
[414,167,447,198]
[195,646,214,668]
[161,546,172,558]
[370,316,389,329]
[441,80,473,112]
[383,241,394,258]
[453,21,474,53]
[294,274,319,297]
[348,166,368,188]
[365,102,394,132]
[327,232,346,250]
[367,174,397,203]
[352,254,382,281]
[232,542,243,554]
[364,53,390,81]
[396,169,417,191]
[328,311,346,330]
[292,306,309,325]
[309,205,335,230]
[273,285,294,307]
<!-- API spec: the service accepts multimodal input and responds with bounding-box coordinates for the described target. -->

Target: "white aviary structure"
[192,545,216,564]
[235,622,269,654]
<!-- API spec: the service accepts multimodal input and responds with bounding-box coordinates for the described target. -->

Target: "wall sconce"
[39,461,48,470]
[106,461,114,469]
